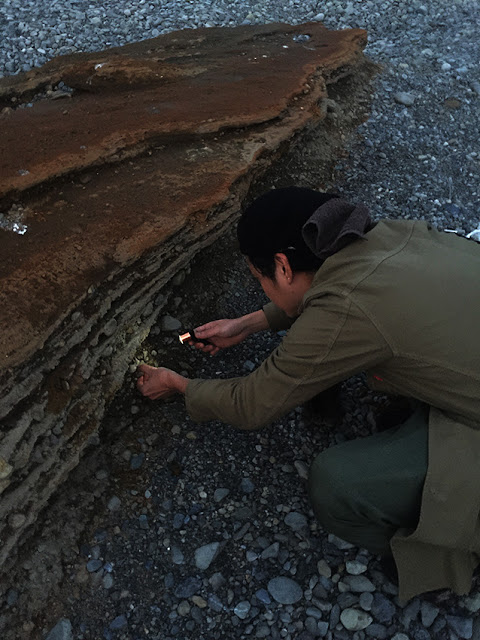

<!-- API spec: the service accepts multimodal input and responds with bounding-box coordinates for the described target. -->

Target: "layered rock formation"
[0,23,374,574]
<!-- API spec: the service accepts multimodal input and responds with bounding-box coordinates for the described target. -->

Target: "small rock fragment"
[45,618,73,640]
[268,576,303,604]
[394,92,415,106]
[340,608,373,631]
[195,542,220,570]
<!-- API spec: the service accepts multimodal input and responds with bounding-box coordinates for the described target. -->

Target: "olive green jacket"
[185,220,480,601]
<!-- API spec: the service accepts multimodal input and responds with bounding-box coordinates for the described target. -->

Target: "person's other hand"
[191,318,248,355]
[136,364,188,399]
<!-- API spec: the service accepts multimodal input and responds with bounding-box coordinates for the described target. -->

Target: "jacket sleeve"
[262,302,297,331]
[185,296,391,430]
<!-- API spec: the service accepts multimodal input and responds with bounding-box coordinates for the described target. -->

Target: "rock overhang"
[0,22,375,574]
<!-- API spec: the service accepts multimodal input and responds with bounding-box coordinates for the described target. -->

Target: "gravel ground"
[2,1,480,640]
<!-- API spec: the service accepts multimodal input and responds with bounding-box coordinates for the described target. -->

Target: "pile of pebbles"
[1,1,479,639]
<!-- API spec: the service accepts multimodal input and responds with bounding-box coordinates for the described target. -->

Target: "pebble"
[45,619,73,640]
[317,559,332,578]
[340,608,373,631]
[174,577,202,599]
[261,542,279,560]
[109,615,128,630]
[420,601,439,628]
[346,560,367,575]
[234,601,251,619]
[107,496,121,511]
[340,575,376,593]
[284,511,308,530]
[86,559,103,573]
[241,477,255,493]
[171,546,185,565]
[214,488,230,502]
[195,542,220,570]
[391,635,410,640]
[294,460,309,479]
[8,514,26,529]
[160,315,182,331]
[446,615,473,639]
[394,92,415,106]
[267,576,303,604]
[370,593,396,624]
[177,600,191,616]
[359,592,374,611]
[328,534,354,550]
[130,453,145,470]
[255,589,271,605]
[208,594,224,612]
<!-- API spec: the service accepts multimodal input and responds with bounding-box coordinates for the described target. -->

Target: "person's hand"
[190,318,249,355]
[136,364,188,400]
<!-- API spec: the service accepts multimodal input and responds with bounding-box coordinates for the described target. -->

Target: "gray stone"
[160,315,182,331]
[214,488,230,502]
[340,608,373,631]
[171,546,185,564]
[346,560,368,575]
[306,607,323,620]
[195,542,220,570]
[177,600,191,616]
[284,511,308,530]
[317,621,329,638]
[207,594,223,612]
[107,496,121,511]
[241,477,255,493]
[420,602,439,628]
[234,601,251,619]
[365,624,388,639]
[370,593,396,624]
[446,615,473,639]
[394,92,415,106]
[255,589,271,605]
[138,514,149,529]
[130,453,145,470]
[86,559,102,573]
[8,513,26,529]
[6,589,18,606]
[328,534,354,550]
[294,460,309,479]
[341,575,376,593]
[209,572,225,590]
[391,635,410,640]
[338,593,359,609]
[103,574,114,589]
[261,542,279,560]
[317,559,332,578]
[174,577,202,599]
[109,615,128,630]
[45,619,73,640]
[401,599,420,627]
[267,576,303,604]
[359,592,374,611]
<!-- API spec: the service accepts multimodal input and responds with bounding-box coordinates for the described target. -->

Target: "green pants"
[308,409,429,555]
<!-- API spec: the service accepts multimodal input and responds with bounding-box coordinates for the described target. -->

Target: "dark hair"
[237,187,339,279]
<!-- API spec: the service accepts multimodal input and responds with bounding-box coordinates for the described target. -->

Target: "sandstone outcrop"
[0,23,374,573]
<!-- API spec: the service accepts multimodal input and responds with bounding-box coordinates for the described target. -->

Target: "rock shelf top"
[0,22,367,372]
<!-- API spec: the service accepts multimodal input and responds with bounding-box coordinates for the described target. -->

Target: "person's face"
[247,255,308,317]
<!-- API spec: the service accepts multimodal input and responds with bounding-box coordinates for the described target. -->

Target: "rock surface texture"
[0,23,373,576]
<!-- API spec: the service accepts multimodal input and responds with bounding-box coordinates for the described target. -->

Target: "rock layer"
[0,23,374,573]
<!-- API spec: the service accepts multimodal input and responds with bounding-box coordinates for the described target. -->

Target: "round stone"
[234,601,251,619]
[284,511,308,530]
[8,513,26,529]
[267,576,303,604]
[340,608,373,631]
[342,575,376,592]
[394,91,415,106]
[346,560,367,575]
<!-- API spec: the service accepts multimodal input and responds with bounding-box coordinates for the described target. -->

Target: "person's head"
[237,187,339,315]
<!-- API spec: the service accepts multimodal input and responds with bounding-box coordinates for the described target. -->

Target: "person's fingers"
[137,374,144,387]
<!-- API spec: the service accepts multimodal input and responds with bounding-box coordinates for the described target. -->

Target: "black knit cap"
[237,186,339,262]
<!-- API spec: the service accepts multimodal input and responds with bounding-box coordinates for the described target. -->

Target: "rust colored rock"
[0,23,374,572]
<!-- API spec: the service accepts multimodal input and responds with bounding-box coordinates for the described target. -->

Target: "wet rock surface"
[0,22,373,583]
